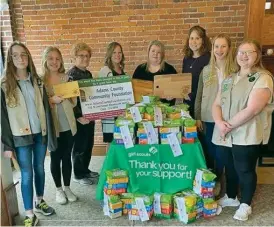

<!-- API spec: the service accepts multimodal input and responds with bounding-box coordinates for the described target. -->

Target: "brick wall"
[1,0,248,145]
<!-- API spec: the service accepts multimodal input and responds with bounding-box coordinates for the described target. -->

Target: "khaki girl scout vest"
[195,65,219,122]
[44,75,77,138]
[2,78,47,137]
[212,72,274,147]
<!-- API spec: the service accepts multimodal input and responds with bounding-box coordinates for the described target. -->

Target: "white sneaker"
[64,187,78,202]
[233,203,252,221]
[218,194,240,207]
[56,189,67,205]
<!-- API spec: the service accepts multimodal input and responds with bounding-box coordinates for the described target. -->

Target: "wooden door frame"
[244,0,266,41]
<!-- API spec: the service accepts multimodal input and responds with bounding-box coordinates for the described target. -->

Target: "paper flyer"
[167,133,183,157]
[120,125,134,149]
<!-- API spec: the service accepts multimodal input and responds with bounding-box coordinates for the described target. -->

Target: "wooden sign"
[154,73,192,98]
[132,79,154,102]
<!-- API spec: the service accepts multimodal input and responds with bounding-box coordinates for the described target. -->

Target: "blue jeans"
[15,133,47,210]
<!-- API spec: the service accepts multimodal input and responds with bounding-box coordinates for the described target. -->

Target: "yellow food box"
[184,126,197,133]
[109,201,123,210]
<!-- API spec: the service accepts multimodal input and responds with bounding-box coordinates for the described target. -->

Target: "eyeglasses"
[11,53,28,60]
[76,55,90,59]
[237,50,256,57]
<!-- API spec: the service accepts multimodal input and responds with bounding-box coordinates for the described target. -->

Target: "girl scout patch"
[222,78,232,93]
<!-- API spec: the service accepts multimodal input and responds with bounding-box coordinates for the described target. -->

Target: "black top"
[67,66,93,119]
[112,69,125,76]
[132,62,177,105]
[182,52,210,116]
[133,62,177,81]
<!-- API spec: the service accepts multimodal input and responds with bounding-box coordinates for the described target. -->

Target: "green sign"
[96,142,206,200]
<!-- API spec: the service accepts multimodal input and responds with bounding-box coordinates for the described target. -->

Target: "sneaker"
[85,171,99,179]
[233,203,252,221]
[64,187,78,202]
[218,194,240,208]
[24,214,38,227]
[34,199,55,216]
[73,177,93,185]
[56,189,67,205]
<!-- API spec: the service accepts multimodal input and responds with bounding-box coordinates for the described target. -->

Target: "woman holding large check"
[132,40,177,105]
[42,46,78,205]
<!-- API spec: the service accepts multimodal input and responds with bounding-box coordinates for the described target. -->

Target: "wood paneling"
[245,0,266,41]
[262,14,274,45]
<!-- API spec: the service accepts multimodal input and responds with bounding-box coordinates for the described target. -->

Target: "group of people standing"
[1,24,273,226]
[1,42,99,226]
[100,25,273,222]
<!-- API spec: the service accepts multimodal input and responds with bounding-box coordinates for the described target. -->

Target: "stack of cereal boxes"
[193,168,218,218]
[182,118,197,144]
[173,191,197,224]
[137,122,159,145]
[120,193,134,215]
[153,193,173,219]
[159,126,181,144]
[129,194,154,221]
[113,117,135,145]
[103,169,129,219]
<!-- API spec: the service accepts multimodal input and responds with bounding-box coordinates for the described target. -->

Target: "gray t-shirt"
[56,103,70,132]
[17,75,41,134]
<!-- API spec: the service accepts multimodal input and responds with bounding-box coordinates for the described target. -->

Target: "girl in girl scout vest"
[42,47,78,205]
[212,39,274,221]
[1,41,56,227]
[194,34,235,195]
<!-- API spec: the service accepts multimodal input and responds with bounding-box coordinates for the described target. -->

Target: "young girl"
[98,42,126,145]
[194,34,235,193]
[42,46,78,205]
[182,25,211,117]
[212,39,273,221]
[1,41,56,227]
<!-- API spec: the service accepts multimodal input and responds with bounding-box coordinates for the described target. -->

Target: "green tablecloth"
[96,141,206,200]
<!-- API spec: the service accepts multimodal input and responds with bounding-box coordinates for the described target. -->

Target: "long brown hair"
[183,25,211,58]
[2,41,39,107]
[41,46,65,86]
[104,42,125,71]
[209,34,235,79]
[145,40,166,72]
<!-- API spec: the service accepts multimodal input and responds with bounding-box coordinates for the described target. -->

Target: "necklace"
[190,58,198,68]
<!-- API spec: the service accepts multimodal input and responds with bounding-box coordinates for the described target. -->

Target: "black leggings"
[50,130,74,187]
[218,144,260,205]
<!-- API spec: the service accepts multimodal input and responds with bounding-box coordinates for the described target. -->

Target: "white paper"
[143,122,158,144]
[103,192,110,216]
[154,107,163,126]
[181,110,191,118]
[167,133,183,157]
[129,106,142,123]
[135,198,149,221]
[193,169,203,194]
[175,197,188,223]
[153,193,162,214]
[142,96,150,104]
[120,125,134,149]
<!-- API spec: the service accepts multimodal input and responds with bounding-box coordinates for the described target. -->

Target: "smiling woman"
[98,42,126,144]
[132,40,177,105]
[182,25,212,118]
[212,39,274,222]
